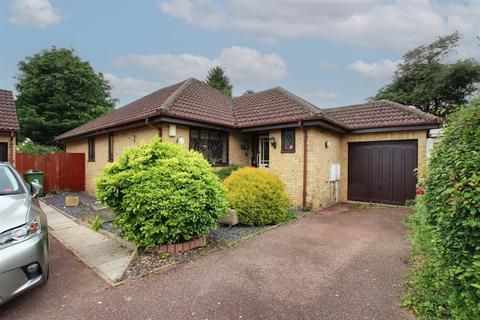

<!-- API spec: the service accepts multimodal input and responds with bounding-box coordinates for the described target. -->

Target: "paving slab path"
[39,201,134,284]
[0,203,413,320]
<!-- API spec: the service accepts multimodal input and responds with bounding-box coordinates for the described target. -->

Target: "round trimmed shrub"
[223,167,290,225]
[96,138,227,248]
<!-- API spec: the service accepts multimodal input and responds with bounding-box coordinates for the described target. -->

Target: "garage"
[347,140,418,205]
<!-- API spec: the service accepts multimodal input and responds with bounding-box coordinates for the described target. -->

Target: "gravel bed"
[208,223,267,243]
[122,223,269,280]
[44,193,92,219]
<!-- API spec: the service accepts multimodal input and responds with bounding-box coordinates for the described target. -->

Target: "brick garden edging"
[153,237,206,255]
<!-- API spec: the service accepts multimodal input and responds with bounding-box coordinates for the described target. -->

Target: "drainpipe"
[302,125,308,209]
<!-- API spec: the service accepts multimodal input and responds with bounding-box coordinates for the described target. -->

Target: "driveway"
[0,203,412,320]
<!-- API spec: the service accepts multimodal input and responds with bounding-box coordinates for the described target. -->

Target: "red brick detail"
[154,236,206,255]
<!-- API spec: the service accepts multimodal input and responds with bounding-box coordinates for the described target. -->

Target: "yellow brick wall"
[306,128,342,209]
[159,123,189,147]
[228,132,251,166]
[0,134,16,164]
[268,128,305,208]
[339,130,428,201]
[66,125,159,194]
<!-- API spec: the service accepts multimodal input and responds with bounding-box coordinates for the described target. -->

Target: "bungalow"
[0,89,20,164]
[57,78,441,209]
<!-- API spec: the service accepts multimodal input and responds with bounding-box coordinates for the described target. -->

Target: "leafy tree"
[242,89,255,95]
[205,66,233,96]
[15,47,116,145]
[374,32,480,118]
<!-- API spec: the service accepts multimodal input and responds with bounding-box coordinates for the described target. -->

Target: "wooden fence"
[15,153,85,194]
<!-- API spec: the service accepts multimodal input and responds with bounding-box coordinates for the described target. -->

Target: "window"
[189,128,228,165]
[0,166,22,195]
[88,137,95,162]
[108,133,114,162]
[281,128,295,153]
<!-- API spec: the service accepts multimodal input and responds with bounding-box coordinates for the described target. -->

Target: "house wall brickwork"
[228,132,251,167]
[338,130,428,201]
[0,134,16,164]
[268,127,305,208]
[306,128,342,210]
[65,123,251,194]
[66,125,159,194]
[65,120,429,206]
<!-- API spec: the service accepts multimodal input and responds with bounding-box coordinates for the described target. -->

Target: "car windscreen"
[0,166,23,195]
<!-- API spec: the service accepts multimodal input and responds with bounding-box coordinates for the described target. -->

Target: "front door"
[259,135,270,168]
[0,143,7,162]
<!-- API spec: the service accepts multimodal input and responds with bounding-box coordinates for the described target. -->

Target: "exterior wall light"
[325,141,331,149]
[270,136,277,148]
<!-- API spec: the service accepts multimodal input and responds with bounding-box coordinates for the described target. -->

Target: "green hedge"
[96,138,228,248]
[17,138,62,154]
[214,164,241,180]
[223,167,290,225]
[404,99,480,319]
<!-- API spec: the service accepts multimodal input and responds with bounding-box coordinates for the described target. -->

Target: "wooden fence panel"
[15,153,85,193]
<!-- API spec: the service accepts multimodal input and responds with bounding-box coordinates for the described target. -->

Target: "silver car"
[0,162,49,306]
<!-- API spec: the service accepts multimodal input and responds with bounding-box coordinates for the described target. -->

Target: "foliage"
[16,138,62,154]
[205,66,233,96]
[374,32,480,118]
[403,99,480,318]
[214,164,242,181]
[90,216,103,231]
[242,89,255,95]
[15,47,116,145]
[96,138,228,248]
[223,167,290,225]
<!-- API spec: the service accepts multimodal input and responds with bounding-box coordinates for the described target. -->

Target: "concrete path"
[0,203,413,320]
[40,201,134,285]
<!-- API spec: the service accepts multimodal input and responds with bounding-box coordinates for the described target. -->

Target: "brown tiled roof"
[0,89,20,132]
[233,87,326,128]
[323,100,441,130]
[56,80,187,139]
[56,79,440,140]
[160,79,235,127]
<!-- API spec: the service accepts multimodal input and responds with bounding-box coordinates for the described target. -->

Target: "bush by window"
[96,138,228,248]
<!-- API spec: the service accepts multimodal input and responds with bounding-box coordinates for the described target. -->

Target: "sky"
[0,0,479,109]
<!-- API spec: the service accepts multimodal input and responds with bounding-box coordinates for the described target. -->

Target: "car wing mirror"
[30,181,43,198]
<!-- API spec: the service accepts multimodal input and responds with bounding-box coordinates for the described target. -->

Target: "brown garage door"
[348,140,417,205]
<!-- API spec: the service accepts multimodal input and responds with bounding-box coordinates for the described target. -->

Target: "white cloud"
[104,73,160,98]
[304,88,338,100]
[348,59,400,80]
[157,0,480,54]
[112,46,287,84]
[8,0,61,28]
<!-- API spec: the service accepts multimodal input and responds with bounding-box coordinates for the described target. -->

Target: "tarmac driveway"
[0,203,413,320]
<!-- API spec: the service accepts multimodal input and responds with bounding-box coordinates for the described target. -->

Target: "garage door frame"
[347,140,418,205]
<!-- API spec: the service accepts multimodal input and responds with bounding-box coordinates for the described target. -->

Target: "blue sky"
[0,0,478,108]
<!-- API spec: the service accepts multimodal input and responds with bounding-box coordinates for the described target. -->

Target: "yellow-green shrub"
[96,138,228,248]
[223,167,290,225]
